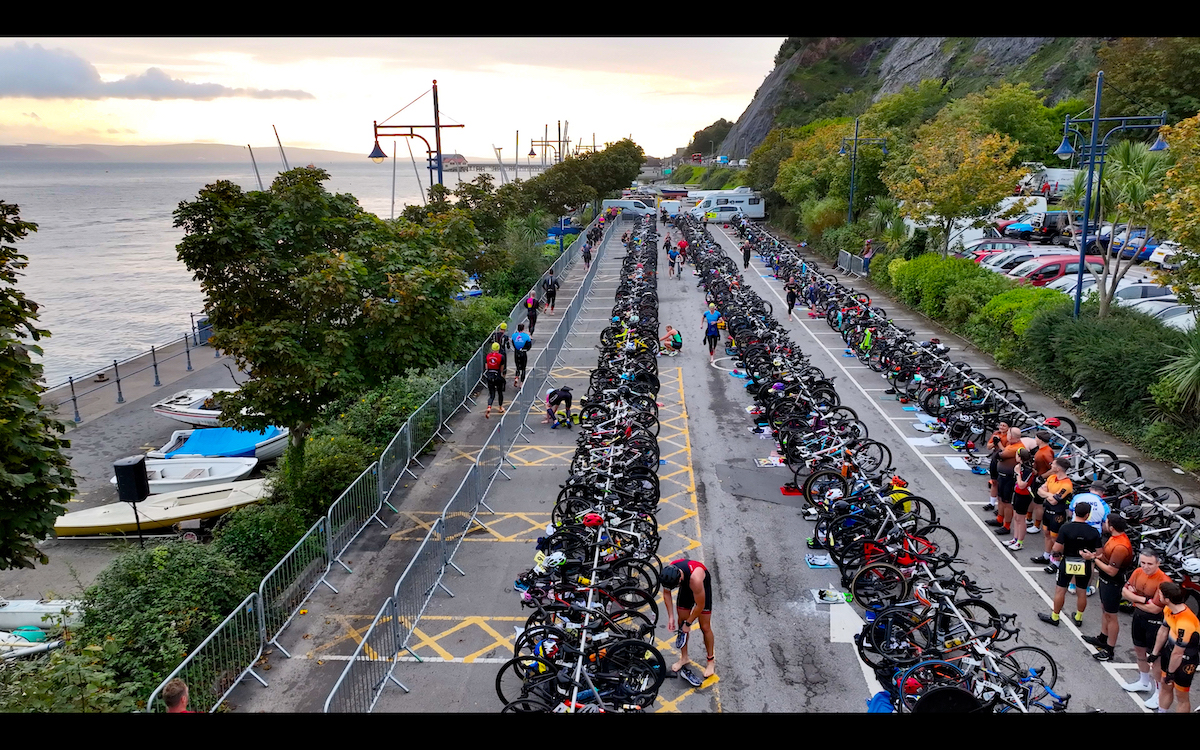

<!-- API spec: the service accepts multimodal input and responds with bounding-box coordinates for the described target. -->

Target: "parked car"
[1045,273,1100,294]
[1149,240,1184,270]
[1110,229,1161,261]
[952,237,1030,261]
[1125,298,1184,318]
[981,247,1072,273]
[1112,283,1176,305]
[1163,311,1197,332]
[1003,210,1083,245]
[1005,254,1106,286]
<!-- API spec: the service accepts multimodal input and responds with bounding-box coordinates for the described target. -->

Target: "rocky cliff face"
[718,37,1100,159]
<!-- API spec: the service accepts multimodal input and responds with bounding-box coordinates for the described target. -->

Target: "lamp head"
[838,143,847,156]
[1053,136,1075,161]
[369,139,387,164]
[1149,133,1168,152]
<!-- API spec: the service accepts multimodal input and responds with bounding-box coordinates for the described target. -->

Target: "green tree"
[884,120,1024,255]
[937,82,1061,164]
[862,79,952,138]
[174,167,469,448]
[1150,114,1200,312]
[687,119,735,157]
[746,127,800,199]
[0,638,142,713]
[0,201,74,570]
[1098,38,1200,124]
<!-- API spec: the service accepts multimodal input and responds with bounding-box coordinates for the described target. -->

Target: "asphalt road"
[698,220,1198,712]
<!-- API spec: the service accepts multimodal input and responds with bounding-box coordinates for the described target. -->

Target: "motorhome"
[688,189,765,222]
[1017,163,1080,202]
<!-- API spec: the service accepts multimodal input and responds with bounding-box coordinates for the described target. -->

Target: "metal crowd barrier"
[321,216,614,712]
[260,517,336,656]
[836,249,853,274]
[146,592,267,713]
[322,597,407,713]
[378,426,413,508]
[327,462,384,571]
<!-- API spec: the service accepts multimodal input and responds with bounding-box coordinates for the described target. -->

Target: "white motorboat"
[146,426,289,461]
[0,598,81,630]
[55,479,269,537]
[109,456,258,495]
[151,388,238,428]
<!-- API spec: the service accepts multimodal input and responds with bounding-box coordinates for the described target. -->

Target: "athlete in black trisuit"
[660,559,716,683]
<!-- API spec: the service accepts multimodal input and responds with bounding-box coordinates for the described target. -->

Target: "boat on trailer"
[151,388,238,428]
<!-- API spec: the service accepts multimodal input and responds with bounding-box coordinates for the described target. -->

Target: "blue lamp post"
[1054,70,1168,319]
[839,117,888,225]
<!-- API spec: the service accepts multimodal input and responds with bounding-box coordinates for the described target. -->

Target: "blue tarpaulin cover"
[166,426,281,458]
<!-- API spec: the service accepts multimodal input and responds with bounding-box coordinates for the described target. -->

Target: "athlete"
[784,277,801,321]
[483,343,506,418]
[1120,550,1172,707]
[702,303,722,362]
[542,270,561,313]
[1151,581,1200,713]
[524,295,540,335]
[658,325,683,357]
[1038,502,1101,628]
[511,324,532,388]
[660,559,716,684]
[490,322,511,378]
[543,386,573,426]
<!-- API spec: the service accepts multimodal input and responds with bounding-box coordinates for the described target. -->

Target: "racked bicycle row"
[495,217,672,712]
[670,213,1072,712]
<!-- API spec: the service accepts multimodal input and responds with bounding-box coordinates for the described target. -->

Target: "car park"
[1149,240,1184,270]
[1125,298,1184,319]
[952,237,1030,261]
[980,246,1072,273]
[1163,311,1197,332]
[1005,254,1105,286]
[1112,283,1175,305]
[1003,210,1083,244]
[1110,229,1161,261]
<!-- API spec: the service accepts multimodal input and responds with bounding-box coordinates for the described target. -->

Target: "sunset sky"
[0,38,784,158]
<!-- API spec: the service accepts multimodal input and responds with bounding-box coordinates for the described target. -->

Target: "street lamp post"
[367,80,465,192]
[838,117,888,225]
[530,139,560,168]
[1053,70,1168,319]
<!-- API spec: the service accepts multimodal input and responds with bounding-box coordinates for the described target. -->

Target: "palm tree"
[1087,141,1172,318]
[865,196,900,238]
[881,216,910,253]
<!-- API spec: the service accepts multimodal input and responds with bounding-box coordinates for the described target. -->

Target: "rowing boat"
[109,456,258,494]
[55,479,269,537]
[151,388,237,428]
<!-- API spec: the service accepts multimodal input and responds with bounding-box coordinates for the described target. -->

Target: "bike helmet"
[544,551,566,568]
[1184,558,1200,576]
[491,343,500,351]
[625,341,636,352]
[771,382,786,392]
[612,316,621,324]
[500,323,507,331]
[659,563,683,590]
[582,512,604,527]
[1043,417,1061,428]
[547,388,555,398]
[823,487,845,502]
[630,314,639,324]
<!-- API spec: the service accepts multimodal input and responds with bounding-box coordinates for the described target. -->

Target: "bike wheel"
[895,660,966,714]
[609,586,660,626]
[501,697,553,712]
[891,495,938,531]
[853,440,893,478]
[495,654,562,706]
[595,638,667,701]
[869,607,929,666]
[802,470,850,510]
[850,562,911,611]
[998,645,1058,696]
[915,524,960,561]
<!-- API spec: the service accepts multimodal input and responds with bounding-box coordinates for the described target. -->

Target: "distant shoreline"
[0,143,507,165]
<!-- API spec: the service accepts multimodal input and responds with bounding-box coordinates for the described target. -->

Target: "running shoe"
[1037,613,1060,627]
[1030,554,1050,565]
[1068,583,1077,594]
[1026,524,1042,535]
[674,629,688,649]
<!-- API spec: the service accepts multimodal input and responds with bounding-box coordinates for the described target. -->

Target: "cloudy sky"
[0,38,783,158]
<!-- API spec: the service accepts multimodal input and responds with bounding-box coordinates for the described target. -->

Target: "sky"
[0,38,784,159]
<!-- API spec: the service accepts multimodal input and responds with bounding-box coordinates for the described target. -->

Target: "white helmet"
[1182,557,1200,575]
[547,388,555,398]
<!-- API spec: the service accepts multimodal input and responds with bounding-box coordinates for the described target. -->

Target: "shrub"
[0,639,142,713]
[914,256,990,319]
[213,501,309,579]
[273,434,379,522]
[965,287,1070,363]
[1143,422,1200,471]
[889,252,942,307]
[902,227,929,259]
[319,362,460,449]
[76,542,257,694]
[817,222,867,263]
[942,273,1014,329]
[868,250,898,291]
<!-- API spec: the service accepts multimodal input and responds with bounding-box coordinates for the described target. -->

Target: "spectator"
[163,678,192,713]
[1032,457,1074,568]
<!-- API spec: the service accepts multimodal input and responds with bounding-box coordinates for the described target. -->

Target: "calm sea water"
[0,160,506,385]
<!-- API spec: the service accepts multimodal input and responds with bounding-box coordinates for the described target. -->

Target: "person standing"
[1083,514,1134,662]
[484,343,506,418]
[163,678,192,713]
[511,324,531,388]
[742,242,752,270]
[1032,456,1074,568]
[1027,431,1056,535]
[1003,447,1036,552]
[1038,502,1101,628]
[1150,581,1200,713]
[1120,551,1172,707]
[987,427,1025,536]
[542,270,561,313]
[983,422,1011,513]
[702,303,722,362]
[523,295,540,335]
[490,322,511,378]
[660,559,716,685]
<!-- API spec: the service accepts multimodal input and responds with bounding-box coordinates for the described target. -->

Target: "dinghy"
[151,388,237,428]
[109,457,258,494]
[55,479,269,537]
[146,426,289,461]
[0,598,81,630]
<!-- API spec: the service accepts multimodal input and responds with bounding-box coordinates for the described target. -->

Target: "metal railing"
[322,597,408,713]
[321,215,613,712]
[147,215,611,713]
[146,592,267,713]
[260,517,336,657]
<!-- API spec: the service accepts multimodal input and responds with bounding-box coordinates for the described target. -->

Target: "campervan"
[688,190,765,222]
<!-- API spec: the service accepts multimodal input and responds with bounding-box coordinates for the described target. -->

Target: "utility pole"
[431,79,444,186]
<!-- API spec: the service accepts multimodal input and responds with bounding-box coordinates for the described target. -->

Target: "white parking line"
[733,234,1150,711]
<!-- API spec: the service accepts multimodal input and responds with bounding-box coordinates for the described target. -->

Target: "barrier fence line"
[378,424,411,511]
[260,517,336,657]
[327,462,384,572]
[322,597,408,713]
[146,592,267,713]
[407,391,441,468]
[391,516,452,660]
[442,464,487,574]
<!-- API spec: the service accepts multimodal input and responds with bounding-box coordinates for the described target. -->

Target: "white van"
[660,200,682,217]
[688,190,765,222]
[600,198,655,217]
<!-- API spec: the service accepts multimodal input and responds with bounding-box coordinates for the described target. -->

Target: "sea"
[0,160,510,386]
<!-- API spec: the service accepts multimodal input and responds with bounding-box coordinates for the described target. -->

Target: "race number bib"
[1064,558,1087,576]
